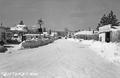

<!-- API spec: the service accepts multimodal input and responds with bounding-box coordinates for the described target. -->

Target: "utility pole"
[0,16,3,27]
[1,22,3,27]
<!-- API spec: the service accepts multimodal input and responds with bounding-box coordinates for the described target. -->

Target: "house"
[74,30,98,40]
[99,24,120,42]
[10,20,28,32]
[24,34,41,40]
[74,30,94,35]
[50,31,57,37]
[10,20,28,42]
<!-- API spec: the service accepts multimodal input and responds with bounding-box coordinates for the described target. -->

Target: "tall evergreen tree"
[97,10,120,30]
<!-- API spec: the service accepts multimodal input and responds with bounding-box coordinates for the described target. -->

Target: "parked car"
[58,36,62,39]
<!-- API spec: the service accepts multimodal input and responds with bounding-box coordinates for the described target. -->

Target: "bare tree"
[37,18,44,34]
[38,18,44,28]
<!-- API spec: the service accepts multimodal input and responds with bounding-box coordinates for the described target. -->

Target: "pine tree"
[97,10,120,30]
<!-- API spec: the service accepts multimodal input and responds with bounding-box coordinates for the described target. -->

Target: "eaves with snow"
[99,24,120,33]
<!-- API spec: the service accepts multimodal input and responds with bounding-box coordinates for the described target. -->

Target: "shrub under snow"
[0,46,7,53]
[19,38,54,49]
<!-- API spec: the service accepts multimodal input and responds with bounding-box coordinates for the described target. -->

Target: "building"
[50,31,57,37]
[74,30,98,40]
[0,26,12,43]
[10,20,28,32]
[74,30,94,36]
[99,24,120,42]
[24,34,41,40]
[10,20,28,42]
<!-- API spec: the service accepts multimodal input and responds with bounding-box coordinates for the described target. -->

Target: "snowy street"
[0,39,120,78]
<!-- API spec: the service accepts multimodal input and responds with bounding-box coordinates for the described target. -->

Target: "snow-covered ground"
[4,44,22,54]
[0,39,120,78]
[68,38,120,64]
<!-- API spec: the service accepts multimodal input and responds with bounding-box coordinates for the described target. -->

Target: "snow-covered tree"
[97,10,120,30]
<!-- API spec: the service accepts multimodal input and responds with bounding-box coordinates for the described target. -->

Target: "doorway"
[105,32,110,43]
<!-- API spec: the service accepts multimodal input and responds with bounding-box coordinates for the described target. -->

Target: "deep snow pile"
[81,40,120,64]
[5,44,22,54]
[67,38,120,64]
[6,38,55,53]
[67,38,80,42]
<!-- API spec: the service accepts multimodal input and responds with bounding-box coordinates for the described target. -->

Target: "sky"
[0,0,120,31]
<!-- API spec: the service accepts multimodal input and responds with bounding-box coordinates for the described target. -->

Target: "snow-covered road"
[0,39,120,78]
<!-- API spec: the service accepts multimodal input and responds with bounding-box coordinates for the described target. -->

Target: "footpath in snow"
[68,38,120,64]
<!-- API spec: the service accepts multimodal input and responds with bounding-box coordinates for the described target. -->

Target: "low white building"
[10,21,28,32]
[43,32,49,36]
[99,24,120,42]
[74,30,94,36]
[74,30,98,40]
[24,34,41,40]
[10,24,28,32]
[10,21,28,42]
[50,32,57,37]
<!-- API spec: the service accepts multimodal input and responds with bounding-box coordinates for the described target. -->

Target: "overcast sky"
[0,0,120,30]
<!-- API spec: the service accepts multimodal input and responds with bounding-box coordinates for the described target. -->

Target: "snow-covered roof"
[14,34,18,36]
[17,25,26,27]
[74,30,93,35]
[99,25,111,32]
[99,24,120,33]
[111,26,120,31]
[25,34,40,36]
[10,24,27,32]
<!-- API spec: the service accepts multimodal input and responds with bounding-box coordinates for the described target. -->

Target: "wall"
[111,30,120,42]
[0,28,6,41]
[99,33,105,42]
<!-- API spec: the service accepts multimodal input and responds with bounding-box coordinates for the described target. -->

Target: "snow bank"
[67,38,81,42]
[19,39,54,49]
[68,38,120,64]
[5,44,23,54]
[81,40,120,64]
